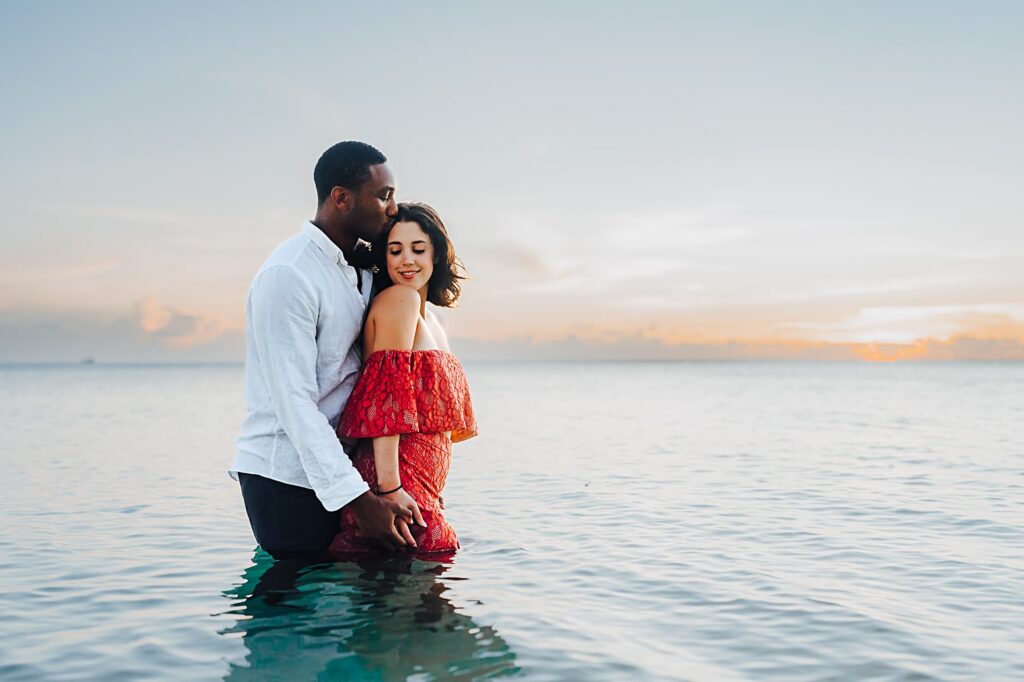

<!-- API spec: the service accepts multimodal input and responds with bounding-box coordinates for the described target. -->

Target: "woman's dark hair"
[374,203,465,307]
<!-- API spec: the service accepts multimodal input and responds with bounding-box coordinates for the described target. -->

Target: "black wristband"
[377,484,402,495]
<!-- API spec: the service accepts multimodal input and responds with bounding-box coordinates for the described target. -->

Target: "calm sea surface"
[0,362,1021,681]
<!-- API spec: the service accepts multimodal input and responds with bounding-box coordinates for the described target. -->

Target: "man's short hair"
[313,141,387,204]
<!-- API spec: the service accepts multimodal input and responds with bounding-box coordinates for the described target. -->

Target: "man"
[231,141,422,559]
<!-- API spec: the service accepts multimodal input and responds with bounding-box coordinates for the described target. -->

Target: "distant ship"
[80,357,96,364]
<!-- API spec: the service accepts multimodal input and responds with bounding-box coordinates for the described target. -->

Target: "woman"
[330,203,477,556]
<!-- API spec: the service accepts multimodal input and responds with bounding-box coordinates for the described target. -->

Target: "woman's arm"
[367,287,420,491]
[372,434,402,491]
[364,287,427,538]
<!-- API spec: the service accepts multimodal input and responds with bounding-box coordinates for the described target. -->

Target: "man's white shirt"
[231,222,371,511]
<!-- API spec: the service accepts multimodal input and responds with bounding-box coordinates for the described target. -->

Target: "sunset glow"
[1,3,1021,362]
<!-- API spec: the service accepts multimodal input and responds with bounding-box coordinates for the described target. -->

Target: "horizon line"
[3,358,1024,367]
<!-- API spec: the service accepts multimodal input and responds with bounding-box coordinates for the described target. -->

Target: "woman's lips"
[399,271,418,280]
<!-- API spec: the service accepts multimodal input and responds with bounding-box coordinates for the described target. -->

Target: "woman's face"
[386,220,434,293]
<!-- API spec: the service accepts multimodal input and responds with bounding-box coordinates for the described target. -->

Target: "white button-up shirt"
[231,222,372,511]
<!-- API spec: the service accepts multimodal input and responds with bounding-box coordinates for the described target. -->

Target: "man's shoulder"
[259,232,313,271]
[252,232,321,285]
[249,235,320,302]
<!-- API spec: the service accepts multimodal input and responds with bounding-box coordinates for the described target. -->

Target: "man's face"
[350,163,397,242]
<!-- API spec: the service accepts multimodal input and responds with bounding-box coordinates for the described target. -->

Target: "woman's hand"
[381,487,427,547]
[348,490,414,551]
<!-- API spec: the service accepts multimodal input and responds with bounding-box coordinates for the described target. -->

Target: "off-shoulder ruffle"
[337,349,478,441]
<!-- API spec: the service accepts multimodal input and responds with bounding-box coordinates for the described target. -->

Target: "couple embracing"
[230,141,476,560]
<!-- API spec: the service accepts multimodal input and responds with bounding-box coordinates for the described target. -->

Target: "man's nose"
[386,197,398,217]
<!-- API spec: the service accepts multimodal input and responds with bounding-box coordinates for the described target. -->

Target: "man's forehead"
[367,162,395,188]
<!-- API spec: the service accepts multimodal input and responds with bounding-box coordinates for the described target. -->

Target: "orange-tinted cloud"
[132,296,234,349]
[453,331,1024,362]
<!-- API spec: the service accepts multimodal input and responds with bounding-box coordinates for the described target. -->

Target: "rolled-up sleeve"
[249,265,369,511]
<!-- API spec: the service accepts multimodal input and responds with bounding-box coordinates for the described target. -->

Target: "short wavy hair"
[374,203,465,307]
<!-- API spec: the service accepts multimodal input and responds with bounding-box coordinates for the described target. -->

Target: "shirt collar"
[302,221,347,267]
[302,221,368,293]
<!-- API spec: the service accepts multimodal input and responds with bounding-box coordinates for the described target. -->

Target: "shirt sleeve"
[249,265,369,511]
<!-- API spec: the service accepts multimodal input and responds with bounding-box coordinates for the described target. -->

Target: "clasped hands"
[380,486,426,548]
[349,485,426,551]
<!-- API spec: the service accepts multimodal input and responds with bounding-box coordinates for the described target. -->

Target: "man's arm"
[249,265,368,511]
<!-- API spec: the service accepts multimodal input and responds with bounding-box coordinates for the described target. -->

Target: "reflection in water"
[221,550,518,680]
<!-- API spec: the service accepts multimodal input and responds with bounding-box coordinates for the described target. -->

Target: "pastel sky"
[2,1,1022,362]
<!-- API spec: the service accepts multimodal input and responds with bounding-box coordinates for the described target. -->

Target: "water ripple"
[1,363,1023,680]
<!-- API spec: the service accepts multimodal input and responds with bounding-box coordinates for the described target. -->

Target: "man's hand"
[381,488,427,547]
[348,490,418,551]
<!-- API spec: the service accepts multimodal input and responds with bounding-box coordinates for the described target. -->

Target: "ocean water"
[0,361,1022,681]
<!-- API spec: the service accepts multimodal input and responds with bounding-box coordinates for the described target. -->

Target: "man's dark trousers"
[238,473,340,559]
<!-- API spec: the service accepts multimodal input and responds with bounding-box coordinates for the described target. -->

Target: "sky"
[1,1,1022,362]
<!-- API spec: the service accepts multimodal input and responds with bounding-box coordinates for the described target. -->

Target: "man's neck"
[310,219,357,263]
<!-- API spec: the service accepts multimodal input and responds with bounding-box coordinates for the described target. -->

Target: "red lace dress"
[330,349,477,556]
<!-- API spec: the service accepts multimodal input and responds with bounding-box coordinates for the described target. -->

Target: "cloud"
[455,202,1019,333]
[0,300,241,363]
[817,275,976,299]
[132,297,230,349]
[460,205,743,305]
[452,332,1024,362]
[3,298,1021,363]
[776,303,1024,344]
[851,336,1024,362]
[135,297,173,333]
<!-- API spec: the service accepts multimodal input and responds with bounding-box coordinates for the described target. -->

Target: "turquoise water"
[0,362,1022,680]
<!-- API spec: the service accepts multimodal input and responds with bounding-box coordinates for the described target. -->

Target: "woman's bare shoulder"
[368,286,420,351]
[370,286,420,317]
